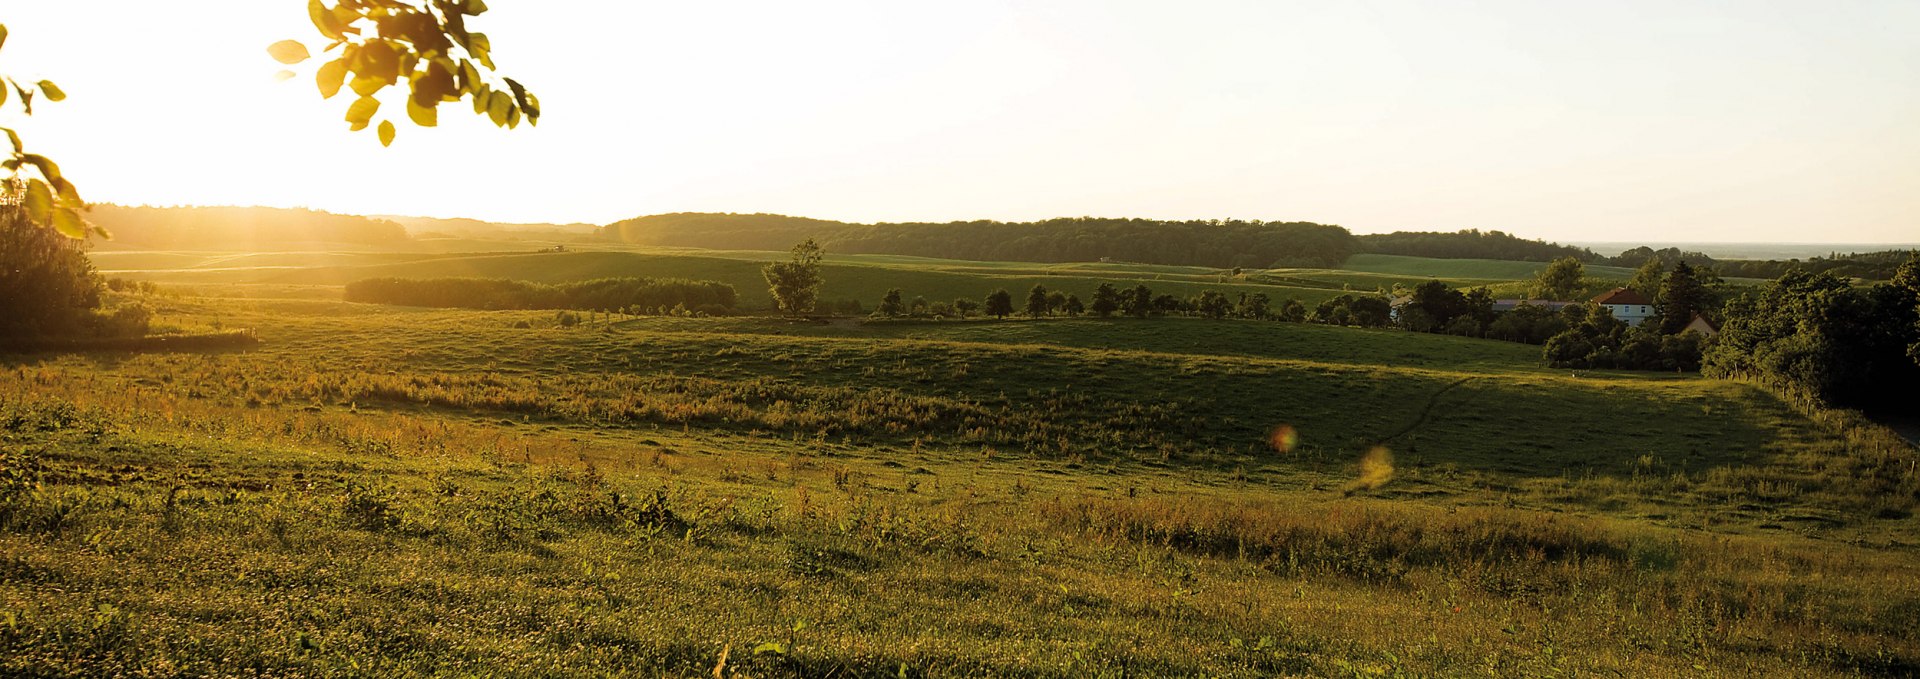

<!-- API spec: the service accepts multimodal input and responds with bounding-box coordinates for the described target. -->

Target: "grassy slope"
[3,291,1917,676]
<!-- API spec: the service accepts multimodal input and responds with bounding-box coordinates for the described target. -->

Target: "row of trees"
[1607,245,1917,282]
[1703,261,1920,408]
[1357,229,1595,263]
[344,276,738,314]
[614,213,1360,269]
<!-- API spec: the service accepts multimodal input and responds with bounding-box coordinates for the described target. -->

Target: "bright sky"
[4,1,1917,242]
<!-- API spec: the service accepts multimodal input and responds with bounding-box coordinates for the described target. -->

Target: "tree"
[1277,298,1306,322]
[984,289,1014,319]
[1629,257,1667,300]
[1121,285,1153,318]
[762,239,823,317]
[1045,291,1067,315]
[0,25,94,238]
[1195,290,1231,319]
[953,298,979,318]
[876,288,906,317]
[0,199,100,338]
[1657,261,1709,335]
[1025,285,1051,317]
[1090,283,1120,317]
[1530,257,1587,301]
[1238,293,1270,320]
[1062,294,1085,316]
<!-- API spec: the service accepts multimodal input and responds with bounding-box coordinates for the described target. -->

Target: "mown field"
[3,281,1917,677]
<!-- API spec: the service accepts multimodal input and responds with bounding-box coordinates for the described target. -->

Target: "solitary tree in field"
[1062,294,1085,316]
[985,289,1014,319]
[1530,257,1588,301]
[1090,283,1119,317]
[876,288,906,317]
[1026,285,1051,317]
[763,239,824,317]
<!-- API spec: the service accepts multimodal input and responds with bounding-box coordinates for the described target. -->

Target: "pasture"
[3,280,1917,676]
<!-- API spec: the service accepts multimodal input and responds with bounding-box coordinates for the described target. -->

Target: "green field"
[4,268,1917,676]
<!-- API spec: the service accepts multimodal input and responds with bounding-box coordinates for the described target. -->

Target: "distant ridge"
[600,212,1359,269]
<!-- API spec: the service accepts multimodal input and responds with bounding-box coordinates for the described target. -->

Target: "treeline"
[604,213,1358,268]
[1356,230,1597,263]
[87,205,408,249]
[1607,246,1917,281]
[1704,262,1920,409]
[344,277,737,315]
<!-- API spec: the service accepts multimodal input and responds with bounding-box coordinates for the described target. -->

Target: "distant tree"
[1046,291,1068,315]
[1090,283,1120,317]
[1277,298,1306,323]
[1025,285,1051,317]
[1153,294,1183,315]
[1122,285,1153,318]
[953,298,980,318]
[1703,267,1920,406]
[1400,280,1467,332]
[1239,292,1270,319]
[876,288,906,317]
[1195,290,1231,319]
[0,201,101,338]
[1657,261,1709,334]
[1530,257,1587,301]
[910,295,930,316]
[929,301,955,318]
[985,289,1014,319]
[762,239,824,317]
[1347,296,1393,327]
[1062,294,1085,316]
[1628,257,1667,300]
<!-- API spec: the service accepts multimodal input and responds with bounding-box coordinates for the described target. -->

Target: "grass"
[2,285,1917,676]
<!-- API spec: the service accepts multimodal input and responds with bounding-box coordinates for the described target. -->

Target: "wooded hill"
[87,205,408,249]
[600,213,1359,269]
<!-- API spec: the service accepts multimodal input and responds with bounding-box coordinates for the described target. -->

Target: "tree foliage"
[983,289,1013,319]
[1702,263,1920,407]
[0,199,100,338]
[603,213,1358,269]
[275,0,540,146]
[1356,229,1597,263]
[0,25,95,238]
[761,239,824,317]
[1529,257,1588,301]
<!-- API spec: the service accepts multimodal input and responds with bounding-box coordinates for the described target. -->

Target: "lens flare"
[1269,425,1299,454]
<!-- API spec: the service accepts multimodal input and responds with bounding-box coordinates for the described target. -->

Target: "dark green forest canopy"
[88,205,408,248]
[1356,229,1599,263]
[601,213,1359,269]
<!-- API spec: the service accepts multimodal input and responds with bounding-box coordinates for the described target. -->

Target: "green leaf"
[377,120,396,147]
[50,175,82,205]
[268,40,312,65]
[24,179,53,227]
[13,81,32,115]
[1,127,19,153]
[751,642,786,656]
[407,98,438,127]
[471,84,491,114]
[463,0,489,16]
[316,59,348,98]
[35,80,64,102]
[349,74,386,97]
[468,33,493,70]
[346,96,380,131]
[459,60,481,96]
[20,153,60,182]
[487,90,510,127]
[51,206,88,240]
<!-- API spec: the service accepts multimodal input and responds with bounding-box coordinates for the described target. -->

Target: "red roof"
[1591,287,1652,305]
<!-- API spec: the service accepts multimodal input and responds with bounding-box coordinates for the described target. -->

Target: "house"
[1592,288,1655,326]
[1683,314,1718,337]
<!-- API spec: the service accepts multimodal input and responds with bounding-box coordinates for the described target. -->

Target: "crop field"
[3,280,1917,677]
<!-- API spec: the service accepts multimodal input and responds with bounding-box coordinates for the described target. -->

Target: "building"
[1683,314,1718,337]
[1591,288,1655,326]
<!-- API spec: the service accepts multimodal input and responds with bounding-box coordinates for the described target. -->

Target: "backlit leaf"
[378,120,396,147]
[273,70,297,82]
[317,59,348,98]
[51,206,88,240]
[1,127,19,153]
[51,175,82,205]
[349,74,385,97]
[268,40,312,65]
[407,98,438,127]
[309,0,345,41]
[346,96,380,131]
[0,24,8,53]
[487,90,510,127]
[463,0,488,16]
[36,80,64,102]
[23,179,53,227]
[20,153,60,182]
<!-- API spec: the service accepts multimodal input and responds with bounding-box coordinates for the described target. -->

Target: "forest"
[86,205,409,248]
[342,276,738,314]
[604,213,1359,268]
[1355,229,1597,262]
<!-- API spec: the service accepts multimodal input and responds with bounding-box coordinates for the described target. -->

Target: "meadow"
[3,264,1917,676]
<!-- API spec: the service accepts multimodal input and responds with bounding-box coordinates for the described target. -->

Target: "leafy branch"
[272,0,541,146]
[0,24,101,239]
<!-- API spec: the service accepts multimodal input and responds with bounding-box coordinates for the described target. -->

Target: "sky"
[3,0,1917,243]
